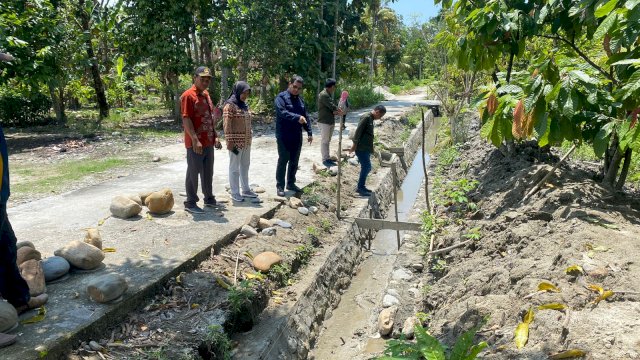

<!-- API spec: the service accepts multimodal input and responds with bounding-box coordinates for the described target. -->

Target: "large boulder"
[240,225,258,238]
[110,196,142,219]
[138,190,153,203]
[16,247,41,266]
[0,301,18,333]
[42,256,70,282]
[19,260,46,296]
[245,214,260,228]
[84,228,102,250]
[378,306,397,336]
[402,316,418,340]
[87,273,128,303]
[126,194,143,206]
[252,252,283,272]
[289,197,303,209]
[16,241,35,250]
[54,240,105,270]
[145,188,174,214]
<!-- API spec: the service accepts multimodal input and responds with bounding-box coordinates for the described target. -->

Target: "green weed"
[204,325,232,360]
[321,219,332,232]
[462,227,482,241]
[378,319,487,360]
[267,263,291,288]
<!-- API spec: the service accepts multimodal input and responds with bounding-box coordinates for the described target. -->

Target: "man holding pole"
[317,78,343,167]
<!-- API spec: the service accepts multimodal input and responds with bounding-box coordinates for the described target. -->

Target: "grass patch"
[12,157,131,195]
[561,140,598,162]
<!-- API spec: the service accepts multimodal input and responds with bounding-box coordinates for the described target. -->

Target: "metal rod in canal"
[421,107,432,215]
[392,163,400,250]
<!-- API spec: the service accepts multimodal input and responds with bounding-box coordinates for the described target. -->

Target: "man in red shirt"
[181,66,222,214]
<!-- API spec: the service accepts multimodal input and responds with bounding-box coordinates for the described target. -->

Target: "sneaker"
[286,184,303,192]
[185,205,205,214]
[323,159,336,167]
[231,193,245,202]
[204,197,217,207]
[241,190,259,198]
[276,187,285,197]
[363,187,374,193]
[356,188,372,196]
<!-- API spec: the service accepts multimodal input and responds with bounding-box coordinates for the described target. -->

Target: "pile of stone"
[54,231,105,272]
[110,188,174,219]
[15,242,46,297]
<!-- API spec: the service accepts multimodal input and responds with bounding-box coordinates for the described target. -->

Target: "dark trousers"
[184,147,216,207]
[356,150,372,190]
[0,205,30,307]
[276,137,302,189]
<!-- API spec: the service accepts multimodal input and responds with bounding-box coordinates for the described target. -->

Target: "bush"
[340,83,384,109]
[0,87,53,126]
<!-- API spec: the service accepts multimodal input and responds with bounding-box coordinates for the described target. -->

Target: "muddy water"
[311,120,439,360]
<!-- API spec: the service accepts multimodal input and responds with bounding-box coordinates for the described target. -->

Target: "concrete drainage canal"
[234,114,440,360]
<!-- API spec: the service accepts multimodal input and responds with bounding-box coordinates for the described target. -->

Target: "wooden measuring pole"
[392,163,400,250]
[421,107,432,215]
[336,115,345,218]
[368,206,373,250]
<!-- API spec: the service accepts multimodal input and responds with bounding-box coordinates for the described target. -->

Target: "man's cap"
[0,53,15,62]
[194,66,212,77]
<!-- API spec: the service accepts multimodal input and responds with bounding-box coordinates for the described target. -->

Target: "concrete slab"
[0,91,428,359]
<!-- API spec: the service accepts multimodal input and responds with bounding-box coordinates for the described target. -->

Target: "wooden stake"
[523,144,577,202]
[336,115,345,219]
[427,239,472,256]
[233,251,240,286]
[421,107,432,214]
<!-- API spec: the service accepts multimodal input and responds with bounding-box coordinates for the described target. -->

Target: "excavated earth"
[368,117,640,360]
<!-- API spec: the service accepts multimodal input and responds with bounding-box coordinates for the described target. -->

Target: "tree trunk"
[260,68,268,105]
[370,6,377,84]
[191,27,199,64]
[317,0,325,97]
[48,82,66,125]
[166,72,181,123]
[78,0,109,121]
[615,148,632,190]
[603,146,623,188]
[220,49,231,104]
[332,0,339,80]
[237,53,248,82]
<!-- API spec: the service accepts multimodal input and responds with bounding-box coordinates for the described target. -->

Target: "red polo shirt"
[180,85,216,148]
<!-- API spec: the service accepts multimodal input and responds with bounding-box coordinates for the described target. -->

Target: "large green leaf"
[593,12,618,39]
[595,0,620,17]
[464,342,488,360]
[414,325,446,360]
[593,124,614,157]
[450,321,487,360]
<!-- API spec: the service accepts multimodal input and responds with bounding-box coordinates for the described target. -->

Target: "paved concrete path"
[0,90,430,359]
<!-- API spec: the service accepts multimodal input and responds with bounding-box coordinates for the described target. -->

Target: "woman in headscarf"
[223,81,255,202]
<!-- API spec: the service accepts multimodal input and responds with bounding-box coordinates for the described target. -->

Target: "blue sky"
[388,0,441,24]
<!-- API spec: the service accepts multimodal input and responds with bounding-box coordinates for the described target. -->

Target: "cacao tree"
[437,0,640,189]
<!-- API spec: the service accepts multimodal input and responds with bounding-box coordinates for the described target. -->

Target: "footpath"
[0,90,432,359]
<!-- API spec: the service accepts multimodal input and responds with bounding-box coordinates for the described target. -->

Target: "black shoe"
[276,187,285,197]
[356,188,372,196]
[323,160,336,167]
[286,184,303,193]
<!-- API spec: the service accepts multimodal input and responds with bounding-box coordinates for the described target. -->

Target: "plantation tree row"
[434,0,640,189]
[0,0,440,125]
